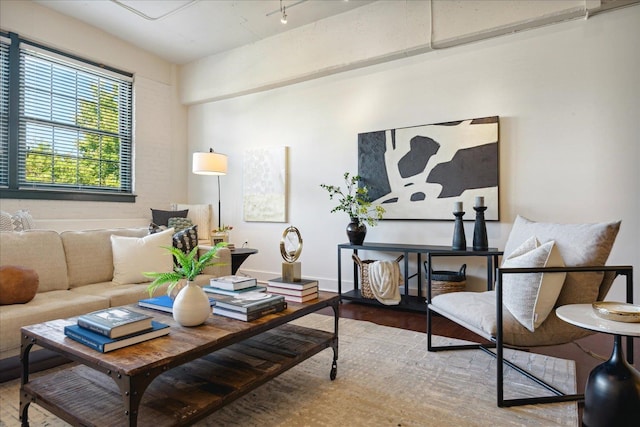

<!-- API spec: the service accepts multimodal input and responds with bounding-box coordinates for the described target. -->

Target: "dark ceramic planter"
[346,217,367,245]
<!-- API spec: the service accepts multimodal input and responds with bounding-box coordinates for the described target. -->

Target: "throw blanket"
[368,260,401,305]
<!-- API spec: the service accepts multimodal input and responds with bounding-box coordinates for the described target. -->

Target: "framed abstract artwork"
[243,146,288,222]
[358,116,499,221]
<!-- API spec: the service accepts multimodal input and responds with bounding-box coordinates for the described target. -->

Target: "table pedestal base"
[583,335,640,427]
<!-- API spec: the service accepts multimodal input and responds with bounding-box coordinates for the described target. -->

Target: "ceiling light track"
[110,0,199,21]
[266,0,309,22]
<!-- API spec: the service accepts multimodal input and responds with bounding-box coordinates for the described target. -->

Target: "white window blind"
[18,46,133,192]
[0,37,9,187]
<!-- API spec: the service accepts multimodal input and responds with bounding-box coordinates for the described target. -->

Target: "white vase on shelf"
[172,281,211,327]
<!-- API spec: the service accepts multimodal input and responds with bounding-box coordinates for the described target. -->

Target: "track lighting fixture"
[280,0,288,24]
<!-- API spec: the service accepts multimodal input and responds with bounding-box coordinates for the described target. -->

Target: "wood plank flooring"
[330,300,639,425]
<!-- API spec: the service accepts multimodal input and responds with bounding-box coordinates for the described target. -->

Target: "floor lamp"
[192,148,228,229]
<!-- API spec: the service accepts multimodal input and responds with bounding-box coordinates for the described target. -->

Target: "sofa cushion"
[502,237,565,332]
[0,266,39,305]
[503,216,620,306]
[111,228,174,284]
[0,290,109,359]
[0,230,69,292]
[61,228,149,288]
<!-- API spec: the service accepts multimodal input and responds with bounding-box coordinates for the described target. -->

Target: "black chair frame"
[427,265,634,407]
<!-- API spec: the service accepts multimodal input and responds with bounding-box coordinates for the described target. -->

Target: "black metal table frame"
[337,242,502,312]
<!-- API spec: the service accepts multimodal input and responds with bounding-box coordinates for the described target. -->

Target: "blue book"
[64,321,170,353]
[138,295,215,313]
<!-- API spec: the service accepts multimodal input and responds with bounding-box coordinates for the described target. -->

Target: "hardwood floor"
[328,300,639,425]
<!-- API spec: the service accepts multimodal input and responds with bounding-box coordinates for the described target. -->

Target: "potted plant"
[320,172,385,245]
[144,244,226,326]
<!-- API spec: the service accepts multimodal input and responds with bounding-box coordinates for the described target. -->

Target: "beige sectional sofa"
[0,228,231,361]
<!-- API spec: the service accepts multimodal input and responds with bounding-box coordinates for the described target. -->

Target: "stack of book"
[63,307,169,353]
[205,275,265,296]
[138,294,216,313]
[266,277,319,303]
[212,292,287,321]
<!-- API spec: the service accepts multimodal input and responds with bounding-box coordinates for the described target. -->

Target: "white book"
[267,277,318,291]
[210,275,257,290]
[266,285,318,297]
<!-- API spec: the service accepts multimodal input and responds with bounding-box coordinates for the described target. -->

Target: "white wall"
[0,0,188,228]
[187,6,640,302]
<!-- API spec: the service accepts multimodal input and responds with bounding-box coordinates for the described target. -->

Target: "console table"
[337,242,502,312]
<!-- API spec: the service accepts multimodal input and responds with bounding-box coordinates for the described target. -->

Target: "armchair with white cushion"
[427,215,633,407]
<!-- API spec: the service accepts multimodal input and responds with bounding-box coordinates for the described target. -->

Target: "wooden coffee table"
[19,292,339,426]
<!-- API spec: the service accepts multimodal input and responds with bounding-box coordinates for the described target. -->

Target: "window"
[0,32,135,202]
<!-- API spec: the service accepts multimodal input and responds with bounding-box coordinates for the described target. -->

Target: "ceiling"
[34,0,376,65]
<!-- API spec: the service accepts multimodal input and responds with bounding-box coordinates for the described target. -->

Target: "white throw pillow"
[502,236,566,332]
[111,228,174,284]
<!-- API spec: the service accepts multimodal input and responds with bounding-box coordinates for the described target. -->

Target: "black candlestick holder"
[452,211,466,250]
[473,206,488,251]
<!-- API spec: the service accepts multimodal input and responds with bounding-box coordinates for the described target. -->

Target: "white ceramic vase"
[172,281,211,327]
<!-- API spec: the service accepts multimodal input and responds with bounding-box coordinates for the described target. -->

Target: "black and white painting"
[358,116,499,221]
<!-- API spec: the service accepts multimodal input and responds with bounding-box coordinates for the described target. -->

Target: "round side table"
[556,304,640,427]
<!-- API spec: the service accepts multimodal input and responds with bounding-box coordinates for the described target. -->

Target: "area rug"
[0,314,577,426]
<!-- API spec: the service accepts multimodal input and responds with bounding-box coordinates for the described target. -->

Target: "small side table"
[556,304,640,427]
[230,248,258,274]
[200,246,258,275]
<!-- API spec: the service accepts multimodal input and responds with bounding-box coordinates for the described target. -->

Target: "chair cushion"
[503,216,620,305]
[502,236,565,332]
[111,228,174,284]
[430,291,593,347]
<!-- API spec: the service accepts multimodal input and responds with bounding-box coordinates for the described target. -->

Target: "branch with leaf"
[320,172,385,227]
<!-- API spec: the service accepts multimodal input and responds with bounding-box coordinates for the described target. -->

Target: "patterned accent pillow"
[172,225,198,255]
[150,208,188,227]
[148,222,168,234]
[168,217,193,233]
[0,211,13,231]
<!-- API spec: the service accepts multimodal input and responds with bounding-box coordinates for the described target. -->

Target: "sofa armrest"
[200,246,232,277]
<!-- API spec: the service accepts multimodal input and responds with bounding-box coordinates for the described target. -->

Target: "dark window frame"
[0,31,136,202]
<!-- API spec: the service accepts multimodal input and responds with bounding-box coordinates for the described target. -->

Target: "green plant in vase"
[320,172,385,245]
[144,243,227,297]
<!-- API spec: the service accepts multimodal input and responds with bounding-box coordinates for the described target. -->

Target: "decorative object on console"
[243,146,288,223]
[472,196,488,251]
[320,172,385,245]
[193,148,228,230]
[423,262,466,298]
[280,225,303,282]
[357,116,499,221]
[451,201,466,250]
[144,243,227,326]
[352,254,402,304]
[0,265,39,305]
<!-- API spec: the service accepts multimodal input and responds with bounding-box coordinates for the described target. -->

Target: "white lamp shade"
[192,152,228,175]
